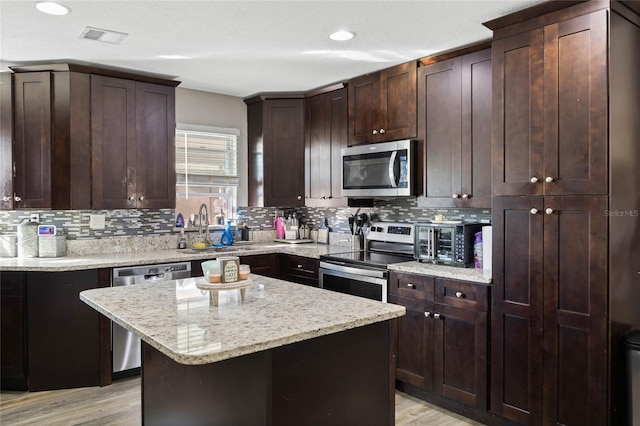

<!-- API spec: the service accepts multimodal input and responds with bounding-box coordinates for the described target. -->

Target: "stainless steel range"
[319,222,415,302]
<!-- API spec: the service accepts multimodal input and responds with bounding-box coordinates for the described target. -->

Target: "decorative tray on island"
[195,277,251,306]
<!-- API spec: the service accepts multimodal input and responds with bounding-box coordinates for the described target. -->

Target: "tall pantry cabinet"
[486,2,640,425]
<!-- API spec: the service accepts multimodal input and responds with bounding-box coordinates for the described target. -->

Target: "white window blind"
[176,127,239,191]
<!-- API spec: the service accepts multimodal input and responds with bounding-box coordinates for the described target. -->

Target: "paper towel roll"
[482,226,492,273]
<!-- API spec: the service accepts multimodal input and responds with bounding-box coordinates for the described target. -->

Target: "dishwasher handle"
[144,272,167,281]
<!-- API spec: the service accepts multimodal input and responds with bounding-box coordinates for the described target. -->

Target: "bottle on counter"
[178,229,187,249]
[241,222,250,241]
[221,220,234,246]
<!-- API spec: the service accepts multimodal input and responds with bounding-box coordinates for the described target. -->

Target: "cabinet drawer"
[435,278,488,312]
[279,254,319,287]
[241,254,278,278]
[389,272,434,300]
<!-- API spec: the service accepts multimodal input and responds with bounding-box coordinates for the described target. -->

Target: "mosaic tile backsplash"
[0,198,490,253]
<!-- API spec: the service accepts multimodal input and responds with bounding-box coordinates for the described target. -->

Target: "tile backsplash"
[0,198,490,241]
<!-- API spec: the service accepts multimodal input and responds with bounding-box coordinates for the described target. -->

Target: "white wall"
[174,87,248,206]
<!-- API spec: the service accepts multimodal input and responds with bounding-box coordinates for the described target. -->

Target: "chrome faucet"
[198,203,211,244]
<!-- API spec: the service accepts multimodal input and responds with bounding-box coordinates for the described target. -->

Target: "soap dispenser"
[221,220,233,246]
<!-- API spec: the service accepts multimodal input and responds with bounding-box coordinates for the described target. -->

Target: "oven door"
[319,261,388,302]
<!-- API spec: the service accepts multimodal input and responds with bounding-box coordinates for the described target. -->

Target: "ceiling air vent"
[79,26,128,44]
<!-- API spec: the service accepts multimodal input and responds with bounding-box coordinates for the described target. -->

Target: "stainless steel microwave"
[341,139,416,197]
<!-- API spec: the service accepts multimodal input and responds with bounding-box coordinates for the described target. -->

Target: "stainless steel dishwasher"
[111,262,191,378]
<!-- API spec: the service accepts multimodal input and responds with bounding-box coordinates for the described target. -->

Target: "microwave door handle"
[388,151,398,188]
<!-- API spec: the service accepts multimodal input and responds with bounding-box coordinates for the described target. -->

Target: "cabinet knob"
[433,313,441,320]
[372,129,378,135]
[2,196,11,202]
[297,195,302,200]
[407,283,416,289]
[452,194,460,199]
[129,196,136,201]
[424,312,431,318]
[379,128,385,134]
[455,291,463,298]
[530,176,539,183]
[530,208,539,215]
[462,193,470,199]
[139,196,144,201]
[545,176,554,183]
[14,196,22,202]
[297,264,303,269]
[545,208,554,215]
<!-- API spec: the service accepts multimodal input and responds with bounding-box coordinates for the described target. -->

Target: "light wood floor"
[0,377,482,425]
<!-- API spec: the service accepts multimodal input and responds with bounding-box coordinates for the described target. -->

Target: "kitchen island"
[80,275,405,425]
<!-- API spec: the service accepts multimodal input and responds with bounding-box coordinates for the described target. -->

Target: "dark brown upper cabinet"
[11,71,92,210]
[304,86,348,207]
[91,76,176,209]
[246,96,305,207]
[417,48,492,209]
[348,62,417,146]
[491,10,607,196]
[6,63,179,211]
[0,73,14,210]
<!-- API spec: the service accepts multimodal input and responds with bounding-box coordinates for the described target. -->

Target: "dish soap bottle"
[177,229,187,249]
[221,220,234,246]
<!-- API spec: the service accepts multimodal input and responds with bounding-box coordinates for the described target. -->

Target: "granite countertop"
[388,261,492,284]
[0,242,353,272]
[80,275,405,365]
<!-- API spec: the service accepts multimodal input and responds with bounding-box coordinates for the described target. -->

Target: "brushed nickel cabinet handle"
[452,194,460,199]
[129,196,135,201]
[14,196,22,202]
[139,196,145,201]
[424,312,431,318]
[455,291,463,298]
[379,128,385,134]
[545,208,554,215]
[2,196,11,202]
[372,129,378,135]
[407,283,416,289]
[530,176,539,183]
[462,193,470,199]
[530,208,539,215]
[545,176,554,183]
[433,313,441,320]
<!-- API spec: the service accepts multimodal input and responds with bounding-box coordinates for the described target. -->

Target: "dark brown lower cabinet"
[240,254,278,278]
[0,272,27,389]
[277,254,319,287]
[390,272,488,411]
[491,195,607,425]
[1,270,109,391]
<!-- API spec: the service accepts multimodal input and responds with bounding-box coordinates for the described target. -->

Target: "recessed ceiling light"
[35,1,70,16]
[329,31,355,41]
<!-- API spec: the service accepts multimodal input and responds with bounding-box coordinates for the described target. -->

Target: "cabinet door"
[240,254,278,278]
[389,294,432,390]
[492,30,544,196]
[542,196,607,425]
[27,270,101,391]
[135,82,176,208]
[432,303,487,409]
[13,72,52,208]
[460,49,492,207]
[263,99,305,207]
[379,62,417,142]
[491,196,544,424]
[0,73,12,210]
[542,10,607,195]
[91,75,137,209]
[348,73,379,146]
[305,89,348,207]
[419,57,462,204]
[0,272,26,388]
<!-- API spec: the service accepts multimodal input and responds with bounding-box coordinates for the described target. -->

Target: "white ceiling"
[0,0,545,98]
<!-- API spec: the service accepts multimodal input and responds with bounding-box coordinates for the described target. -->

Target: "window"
[175,124,239,226]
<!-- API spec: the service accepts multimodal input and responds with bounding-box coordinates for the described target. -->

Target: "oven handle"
[319,261,387,280]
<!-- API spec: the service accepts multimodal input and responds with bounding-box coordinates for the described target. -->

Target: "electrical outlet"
[89,214,106,230]
[30,213,40,223]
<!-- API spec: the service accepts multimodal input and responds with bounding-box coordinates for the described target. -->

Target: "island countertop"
[80,275,405,365]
